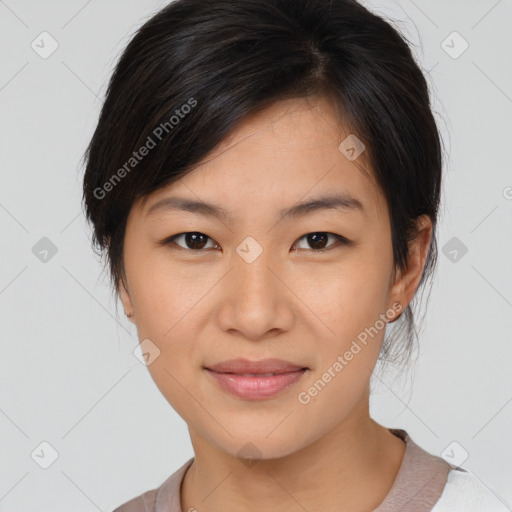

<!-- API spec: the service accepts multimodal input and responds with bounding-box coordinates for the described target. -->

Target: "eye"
[162,232,219,251]
[293,232,350,252]
[159,231,351,253]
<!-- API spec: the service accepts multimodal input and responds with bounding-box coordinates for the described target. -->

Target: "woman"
[81,0,507,510]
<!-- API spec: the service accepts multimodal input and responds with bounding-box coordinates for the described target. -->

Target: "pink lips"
[204,358,308,400]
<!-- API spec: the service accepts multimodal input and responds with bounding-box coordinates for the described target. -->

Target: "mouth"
[203,358,309,400]
[204,357,309,374]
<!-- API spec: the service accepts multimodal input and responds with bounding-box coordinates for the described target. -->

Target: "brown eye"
[160,231,350,252]
[294,232,349,251]
[165,232,218,250]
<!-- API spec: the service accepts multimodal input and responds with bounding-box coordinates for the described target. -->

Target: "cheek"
[127,252,211,336]
[292,349,375,446]
[295,266,390,419]
[297,255,392,338]
[292,251,392,395]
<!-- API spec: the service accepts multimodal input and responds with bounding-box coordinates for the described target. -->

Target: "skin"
[119,95,432,512]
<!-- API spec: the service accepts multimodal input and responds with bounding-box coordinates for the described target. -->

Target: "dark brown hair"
[81,0,444,368]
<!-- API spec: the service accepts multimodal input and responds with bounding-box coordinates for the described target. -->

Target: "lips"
[203,358,309,400]
[204,358,308,375]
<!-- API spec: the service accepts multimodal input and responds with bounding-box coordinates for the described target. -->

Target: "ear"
[119,278,136,324]
[388,215,433,318]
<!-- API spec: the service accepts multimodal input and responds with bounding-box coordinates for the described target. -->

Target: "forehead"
[138,96,386,222]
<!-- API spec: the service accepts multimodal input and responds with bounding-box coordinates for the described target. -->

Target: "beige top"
[113,429,463,512]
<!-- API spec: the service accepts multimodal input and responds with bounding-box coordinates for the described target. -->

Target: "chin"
[225,436,303,462]
[197,419,314,463]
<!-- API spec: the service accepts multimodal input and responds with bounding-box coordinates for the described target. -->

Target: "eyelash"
[158,231,352,253]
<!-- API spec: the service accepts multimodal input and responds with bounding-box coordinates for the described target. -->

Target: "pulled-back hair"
[81,0,444,369]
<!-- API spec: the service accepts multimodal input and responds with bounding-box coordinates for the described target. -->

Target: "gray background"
[0,0,511,510]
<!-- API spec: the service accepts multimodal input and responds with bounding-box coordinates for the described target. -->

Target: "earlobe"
[118,278,135,323]
[387,301,403,323]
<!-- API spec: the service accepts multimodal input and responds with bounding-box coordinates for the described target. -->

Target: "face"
[119,96,429,460]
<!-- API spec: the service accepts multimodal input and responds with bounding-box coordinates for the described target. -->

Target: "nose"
[215,250,294,341]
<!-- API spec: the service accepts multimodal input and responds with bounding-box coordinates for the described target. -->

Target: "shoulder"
[112,487,158,512]
[432,468,511,512]
[111,457,194,512]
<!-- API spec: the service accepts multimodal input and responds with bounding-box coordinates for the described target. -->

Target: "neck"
[181,397,406,512]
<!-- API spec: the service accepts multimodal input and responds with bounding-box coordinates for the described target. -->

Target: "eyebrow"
[145,193,365,221]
